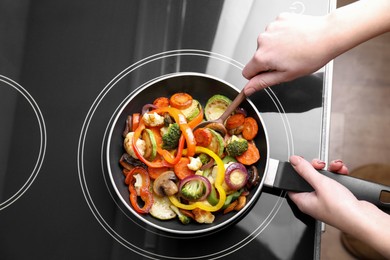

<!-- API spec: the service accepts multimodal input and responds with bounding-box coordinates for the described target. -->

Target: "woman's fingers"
[289,155,325,190]
[310,158,349,174]
[310,159,327,170]
[243,70,286,96]
[328,159,349,174]
[242,55,265,79]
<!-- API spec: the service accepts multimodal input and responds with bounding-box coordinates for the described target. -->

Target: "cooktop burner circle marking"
[0,75,47,211]
[78,49,293,259]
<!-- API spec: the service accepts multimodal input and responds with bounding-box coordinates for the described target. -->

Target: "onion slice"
[141,104,158,115]
[200,158,214,171]
[235,107,247,117]
[122,115,133,137]
[178,175,212,202]
[224,162,249,190]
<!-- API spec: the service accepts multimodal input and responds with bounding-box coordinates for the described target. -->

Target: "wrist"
[344,200,390,257]
[325,0,390,57]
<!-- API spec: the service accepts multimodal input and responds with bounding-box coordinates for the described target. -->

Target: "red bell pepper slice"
[124,166,154,214]
[131,113,140,131]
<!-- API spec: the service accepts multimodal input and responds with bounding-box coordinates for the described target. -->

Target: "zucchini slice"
[180,99,201,121]
[207,129,225,157]
[142,128,157,161]
[204,94,232,121]
[149,194,177,220]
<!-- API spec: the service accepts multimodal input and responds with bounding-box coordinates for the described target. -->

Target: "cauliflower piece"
[160,126,169,136]
[206,175,214,185]
[195,170,204,176]
[142,112,165,127]
[193,208,215,224]
[124,132,146,159]
[187,156,202,171]
[133,174,143,195]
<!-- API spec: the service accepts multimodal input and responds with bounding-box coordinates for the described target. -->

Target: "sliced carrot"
[236,141,260,165]
[233,196,247,211]
[148,166,171,180]
[169,93,193,109]
[225,113,245,130]
[180,209,195,219]
[242,117,258,141]
[223,200,238,214]
[132,113,141,132]
[173,157,195,180]
[194,128,212,147]
[153,97,169,108]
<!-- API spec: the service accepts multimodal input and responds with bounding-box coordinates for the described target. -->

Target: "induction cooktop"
[0,1,334,259]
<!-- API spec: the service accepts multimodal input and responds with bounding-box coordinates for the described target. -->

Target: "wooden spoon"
[193,89,247,135]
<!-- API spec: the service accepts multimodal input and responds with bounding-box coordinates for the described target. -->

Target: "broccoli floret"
[170,205,191,225]
[198,153,210,164]
[180,178,207,201]
[225,135,248,157]
[162,123,181,150]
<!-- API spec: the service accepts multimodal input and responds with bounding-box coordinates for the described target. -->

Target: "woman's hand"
[287,156,358,229]
[288,155,390,258]
[242,0,390,96]
[242,13,333,96]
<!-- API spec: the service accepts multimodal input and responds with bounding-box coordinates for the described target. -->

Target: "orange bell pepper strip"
[157,135,185,165]
[149,125,185,165]
[168,146,226,212]
[133,106,198,167]
[132,121,172,168]
[131,113,140,131]
[151,107,196,157]
[125,166,154,214]
[188,105,204,128]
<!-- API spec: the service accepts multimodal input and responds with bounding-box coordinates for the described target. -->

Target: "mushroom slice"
[205,122,227,137]
[246,165,260,189]
[153,171,178,197]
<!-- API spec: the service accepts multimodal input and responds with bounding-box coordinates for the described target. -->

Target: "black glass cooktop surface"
[0,1,333,259]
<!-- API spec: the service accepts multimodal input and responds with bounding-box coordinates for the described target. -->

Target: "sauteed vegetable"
[119,92,261,224]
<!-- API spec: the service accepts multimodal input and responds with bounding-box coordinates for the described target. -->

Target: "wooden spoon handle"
[218,90,247,122]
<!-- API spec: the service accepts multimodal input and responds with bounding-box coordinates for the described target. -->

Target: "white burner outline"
[78,49,294,259]
[0,75,47,211]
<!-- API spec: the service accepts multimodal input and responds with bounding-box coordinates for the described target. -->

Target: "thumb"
[289,155,324,190]
[243,71,285,96]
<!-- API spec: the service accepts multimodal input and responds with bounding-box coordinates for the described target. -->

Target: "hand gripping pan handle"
[266,160,390,211]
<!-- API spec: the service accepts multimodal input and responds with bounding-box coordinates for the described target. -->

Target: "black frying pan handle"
[274,161,390,211]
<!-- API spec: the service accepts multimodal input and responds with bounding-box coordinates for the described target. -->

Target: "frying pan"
[106,72,390,235]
